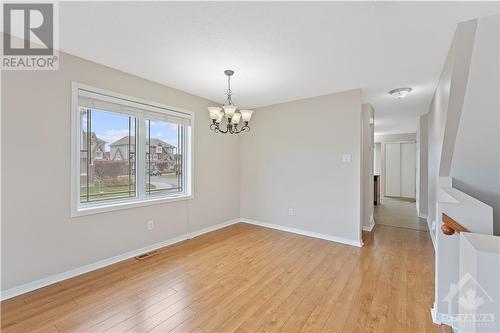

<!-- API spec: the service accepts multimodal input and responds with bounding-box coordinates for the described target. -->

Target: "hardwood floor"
[374,197,429,231]
[1,223,440,333]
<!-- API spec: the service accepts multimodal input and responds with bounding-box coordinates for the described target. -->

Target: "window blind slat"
[143,111,191,126]
[78,89,191,126]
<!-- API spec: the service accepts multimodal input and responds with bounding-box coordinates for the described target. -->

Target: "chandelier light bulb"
[223,105,238,118]
[208,107,222,120]
[215,111,224,123]
[231,112,241,124]
[240,110,253,122]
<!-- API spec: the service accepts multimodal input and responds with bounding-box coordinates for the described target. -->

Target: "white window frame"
[71,82,194,217]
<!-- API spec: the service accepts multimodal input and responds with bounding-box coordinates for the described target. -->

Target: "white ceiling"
[58,2,499,134]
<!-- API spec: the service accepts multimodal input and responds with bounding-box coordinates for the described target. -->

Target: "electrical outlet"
[288,208,294,216]
[147,220,154,230]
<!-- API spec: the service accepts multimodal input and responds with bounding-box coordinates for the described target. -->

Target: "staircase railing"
[432,180,495,332]
[441,213,469,235]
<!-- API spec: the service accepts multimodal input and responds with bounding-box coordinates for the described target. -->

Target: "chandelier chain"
[225,73,233,106]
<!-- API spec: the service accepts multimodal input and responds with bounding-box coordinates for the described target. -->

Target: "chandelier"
[207,70,253,134]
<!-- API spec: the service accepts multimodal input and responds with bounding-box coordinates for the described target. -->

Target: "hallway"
[374,197,429,231]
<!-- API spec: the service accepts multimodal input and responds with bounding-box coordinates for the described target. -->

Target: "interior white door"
[385,143,401,197]
[401,142,416,198]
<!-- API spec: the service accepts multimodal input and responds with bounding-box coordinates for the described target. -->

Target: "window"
[145,119,184,195]
[72,83,193,216]
[80,109,137,203]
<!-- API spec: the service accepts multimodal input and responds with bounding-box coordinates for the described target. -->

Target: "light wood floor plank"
[173,234,323,332]
[1,223,440,333]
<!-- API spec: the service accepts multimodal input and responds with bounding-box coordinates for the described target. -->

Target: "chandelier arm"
[211,120,250,135]
[238,122,250,133]
[229,121,248,134]
[220,123,231,134]
[211,121,228,134]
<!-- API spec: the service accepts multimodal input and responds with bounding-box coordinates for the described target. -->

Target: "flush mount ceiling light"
[389,87,413,99]
[207,70,254,134]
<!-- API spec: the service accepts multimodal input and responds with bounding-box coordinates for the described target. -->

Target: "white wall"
[427,18,477,233]
[450,14,500,235]
[374,133,417,197]
[240,90,364,245]
[1,51,241,291]
[427,17,499,325]
[416,114,429,218]
[361,104,375,230]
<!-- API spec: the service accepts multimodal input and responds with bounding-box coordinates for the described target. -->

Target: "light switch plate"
[342,153,352,163]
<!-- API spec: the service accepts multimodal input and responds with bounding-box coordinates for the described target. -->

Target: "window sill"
[71,194,193,218]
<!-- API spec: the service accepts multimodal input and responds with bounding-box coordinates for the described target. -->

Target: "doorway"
[385,142,416,199]
[375,139,427,231]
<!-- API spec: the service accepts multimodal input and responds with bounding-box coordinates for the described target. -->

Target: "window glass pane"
[145,119,183,195]
[79,108,137,203]
[80,108,89,202]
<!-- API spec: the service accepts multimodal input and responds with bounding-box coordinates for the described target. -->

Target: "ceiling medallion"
[207,70,253,134]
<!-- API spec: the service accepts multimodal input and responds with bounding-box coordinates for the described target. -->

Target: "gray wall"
[240,90,363,244]
[374,143,381,176]
[416,114,429,218]
[451,15,500,235]
[1,52,241,290]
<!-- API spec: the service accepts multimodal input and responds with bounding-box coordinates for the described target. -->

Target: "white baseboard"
[1,217,362,300]
[427,219,437,251]
[362,219,375,232]
[362,224,374,232]
[241,218,363,247]
[431,306,456,330]
[188,219,240,239]
[0,218,240,301]
[431,306,441,324]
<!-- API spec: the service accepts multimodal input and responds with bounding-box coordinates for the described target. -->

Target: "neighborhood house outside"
[80,132,182,202]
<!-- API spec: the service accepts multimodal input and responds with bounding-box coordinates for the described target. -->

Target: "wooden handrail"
[441,213,469,235]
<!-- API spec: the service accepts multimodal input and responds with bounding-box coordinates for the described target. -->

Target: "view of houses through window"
[80,108,184,203]
[145,119,183,195]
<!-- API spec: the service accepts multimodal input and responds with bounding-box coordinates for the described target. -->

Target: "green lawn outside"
[160,173,178,179]
[80,183,156,201]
